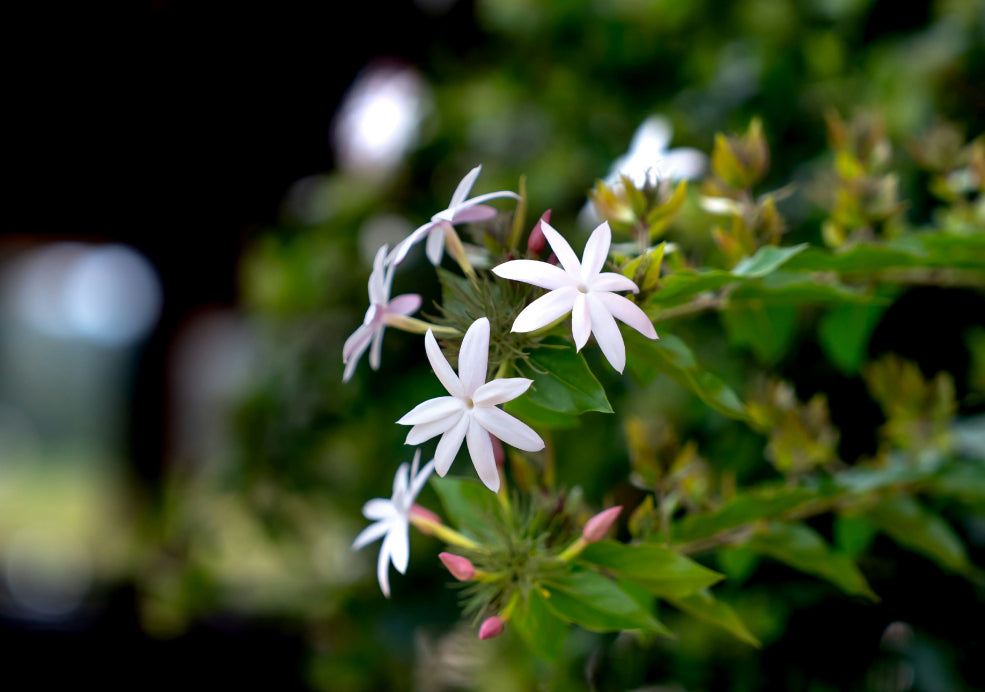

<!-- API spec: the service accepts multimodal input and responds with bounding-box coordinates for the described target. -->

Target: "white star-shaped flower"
[351,450,434,598]
[390,165,520,266]
[343,244,422,382]
[608,115,706,188]
[492,221,658,373]
[396,317,544,492]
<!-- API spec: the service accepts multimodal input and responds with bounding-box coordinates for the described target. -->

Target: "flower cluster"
[345,165,658,624]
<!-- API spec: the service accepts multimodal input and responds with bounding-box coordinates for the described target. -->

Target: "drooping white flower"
[492,221,658,373]
[396,317,544,492]
[390,165,520,266]
[343,244,422,382]
[352,450,434,598]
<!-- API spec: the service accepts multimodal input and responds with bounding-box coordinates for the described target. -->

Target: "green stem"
[410,515,481,551]
[384,315,461,337]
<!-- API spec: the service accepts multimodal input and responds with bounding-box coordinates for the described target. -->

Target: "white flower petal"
[409,459,435,500]
[343,323,375,363]
[473,405,545,452]
[397,396,465,425]
[386,520,409,574]
[404,410,463,445]
[473,377,533,407]
[540,222,582,276]
[661,147,707,180]
[587,294,626,372]
[592,272,640,294]
[451,204,497,223]
[425,222,446,265]
[596,292,658,339]
[434,414,470,476]
[511,286,578,333]
[571,292,592,351]
[449,165,482,209]
[362,499,396,521]
[377,535,392,598]
[466,419,499,492]
[581,222,612,282]
[387,293,421,316]
[352,519,390,551]
[390,221,435,266]
[368,244,390,305]
[392,461,409,499]
[369,327,385,370]
[451,189,520,211]
[492,260,575,291]
[457,317,490,396]
[425,329,464,398]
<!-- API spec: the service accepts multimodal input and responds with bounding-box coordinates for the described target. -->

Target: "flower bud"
[527,209,551,255]
[410,504,442,534]
[438,552,476,581]
[582,505,622,543]
[478,615,504,640]
[491,433,505,467]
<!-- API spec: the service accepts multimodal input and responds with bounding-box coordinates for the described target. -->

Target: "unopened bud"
[491,434,505,467]
[438,552,476,581]
[527,209,551,255]
[582,506,622,543]
[410,504,442,534]
[478,615,504,640]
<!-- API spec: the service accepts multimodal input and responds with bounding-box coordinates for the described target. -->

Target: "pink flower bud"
[438,552,476,581]
[527,209,551,255]
[491,433,505,468]
[410,504,442,534]
[582,505,622,543]
[478,615,504,640]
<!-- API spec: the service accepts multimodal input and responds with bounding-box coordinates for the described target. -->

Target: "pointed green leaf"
[666,590,761,647]
[625,331,750,422]
[731,244,809,277]
[542,568,667,633]
[512,588,568,661]
[819,302,889,374]
[578,540,724,598]
[721,303,798,364]
[513,338,612,415]
[674,485,823,544]
[429,476,503,544]
[748,522,878,600]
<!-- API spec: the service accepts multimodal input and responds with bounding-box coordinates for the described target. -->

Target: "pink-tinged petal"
[369,327,385,370]
[587,294,626,373]
[409,459,435,500]
[449,165,482,209]
[368,244,390,305]
[466,418,499,492]
[425,329,464,398]
[596,292,658,339]
[386,521,409,574]
[404,410,463,445]
[434,414,470,476]
[390,221,436,266]
[492,260,575,290]
[582,506,622,543]
[377,535,392,598]
[472,377,533,407]
[387,293,421,316]
[571,293,592,351]
[410,504,441,528]
[458,317,490,396]
[540,222,582,276]
[352,520,390,551]
[511,286,578,333]
[343,323,375,363]
[473,405,544,452]
[478,616,504,640]
[342,349,363,383]
[397,396,465,426]
[451,204,497,223]
[425,222,446,265]
[592,272,640,294]
[362,499,396,521]
[580,222,612,282]
[528,209,551,254]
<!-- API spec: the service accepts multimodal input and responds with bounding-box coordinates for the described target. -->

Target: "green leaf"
[616,578,674,637]
[927,462,985,505]
[721,303,798,364]
[504,396,579,429]
[747,522,878,600]
[731,272,876,305]
[819,302,889,374]
[625,331,750,422]
[865,495,979,578]
[834,514,878,558]
[731,244,809,277]
[673,485,823,544]
[512,588,568,661]
[782,242,925,273]
[429,476,503,544]
[514,338,612,415]
[666,590,761,647]
[578,540,724,598]
[542,569,667,633]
